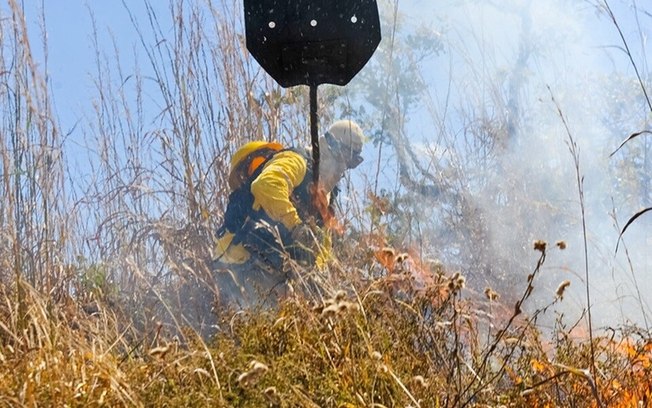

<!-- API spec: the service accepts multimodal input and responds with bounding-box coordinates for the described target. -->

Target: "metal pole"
[310,84,320,186]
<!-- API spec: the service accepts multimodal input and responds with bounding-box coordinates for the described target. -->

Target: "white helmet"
[324,120,365,168]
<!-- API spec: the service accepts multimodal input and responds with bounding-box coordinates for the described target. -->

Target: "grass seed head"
[148,345,171,359]
[237,371,253,387]
[504,337,521,346]
[263,386,280,404]
[395,253,409,263]
[335,300,360,315]
[556,280,571,299]
[427,258,445,275]
[533,240,547,252]
[412,375,427,388]
[448,272,466,292]
[249,360,269,374]
[193,368,211,379]
[334,290,347,301]
[484,287,500,301]
[321,304,339,319]
[238,361,268,388]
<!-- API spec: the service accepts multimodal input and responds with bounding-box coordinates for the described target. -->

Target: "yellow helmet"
[230,141,272,169]
[228,141,284,189]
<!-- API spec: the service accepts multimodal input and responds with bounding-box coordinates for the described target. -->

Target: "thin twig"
[602,0,652,113]
[548,86,599,406]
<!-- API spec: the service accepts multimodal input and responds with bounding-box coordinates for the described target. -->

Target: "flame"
[310,183,344,234]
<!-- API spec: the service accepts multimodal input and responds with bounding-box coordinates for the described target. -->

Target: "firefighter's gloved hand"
[291,223,314,243]
[288,224,317,265]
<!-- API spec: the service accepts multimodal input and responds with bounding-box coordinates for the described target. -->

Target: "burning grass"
[1,248,650,407]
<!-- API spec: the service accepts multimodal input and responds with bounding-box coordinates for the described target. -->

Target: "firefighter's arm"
[250,150,307,230]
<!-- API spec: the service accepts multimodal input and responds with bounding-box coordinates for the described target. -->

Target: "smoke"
[384,0,652,329]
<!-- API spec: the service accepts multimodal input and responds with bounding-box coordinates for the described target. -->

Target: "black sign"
[244,0,381,87]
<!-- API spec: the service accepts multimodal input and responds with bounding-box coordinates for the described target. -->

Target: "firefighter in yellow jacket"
[213,120,364,302]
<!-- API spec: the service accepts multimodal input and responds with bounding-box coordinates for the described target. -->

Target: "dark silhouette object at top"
[244,0,381,87]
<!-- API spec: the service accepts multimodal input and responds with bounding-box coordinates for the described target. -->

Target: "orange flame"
[310,183,344,234]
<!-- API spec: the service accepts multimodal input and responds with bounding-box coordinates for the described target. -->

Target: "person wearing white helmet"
[317,119,365,194]
[213,119,365,305]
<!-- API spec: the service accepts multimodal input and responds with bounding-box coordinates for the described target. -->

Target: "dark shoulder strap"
[219,147,295,235]
[229,144,285,191]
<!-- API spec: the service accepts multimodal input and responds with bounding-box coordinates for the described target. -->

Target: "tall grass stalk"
[601,0,652,113]
[548,87,599,399]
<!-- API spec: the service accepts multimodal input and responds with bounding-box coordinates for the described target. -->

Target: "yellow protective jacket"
[215,144,332,267]
[250,150,307,230]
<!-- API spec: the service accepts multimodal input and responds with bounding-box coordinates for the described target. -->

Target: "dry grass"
[1,248,651,407]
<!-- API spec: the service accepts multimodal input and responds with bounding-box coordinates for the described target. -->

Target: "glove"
[288,224,318,265]
[291,223,314,243]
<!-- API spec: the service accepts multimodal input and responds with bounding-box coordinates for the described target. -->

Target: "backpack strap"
[228,142,284,191]
[220,146,291,236]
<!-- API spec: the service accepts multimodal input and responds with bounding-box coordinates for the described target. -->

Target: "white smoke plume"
[377,0,652,330]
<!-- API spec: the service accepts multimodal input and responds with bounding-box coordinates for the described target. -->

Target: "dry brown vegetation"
[1,0,651,406]
[1,247,651,406]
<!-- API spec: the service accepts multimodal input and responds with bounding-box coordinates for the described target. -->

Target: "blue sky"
[21,2,169,134]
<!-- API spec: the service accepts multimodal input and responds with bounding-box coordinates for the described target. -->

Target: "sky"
[22,2,169,134]
[13,1,646,142]
[7,0,652,329]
